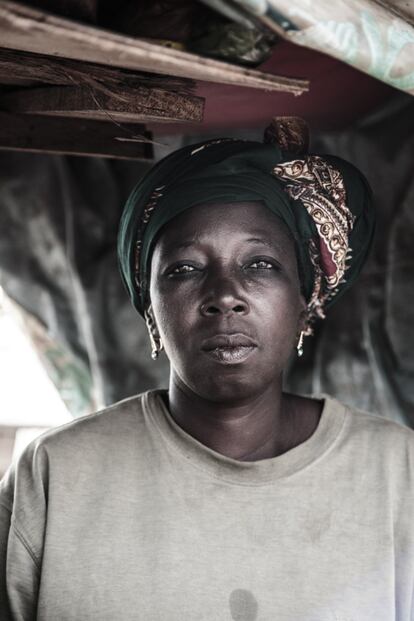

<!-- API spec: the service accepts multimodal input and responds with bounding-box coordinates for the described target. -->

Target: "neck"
[166,375,321,461]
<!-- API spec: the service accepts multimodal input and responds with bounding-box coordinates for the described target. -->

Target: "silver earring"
[144,307,163,361]
[297,331,305,357]
[151,343,163,360]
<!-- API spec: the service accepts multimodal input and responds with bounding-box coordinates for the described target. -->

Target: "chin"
[186,373,268,405]
[171,352,286,403]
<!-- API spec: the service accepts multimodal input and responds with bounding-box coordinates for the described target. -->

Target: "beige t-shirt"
[0,391,413,621]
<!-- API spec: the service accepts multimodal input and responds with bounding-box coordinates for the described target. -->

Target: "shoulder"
[0,390,162,501]
[325,395,414,466]
[340,398,414,442]
[0,390,165,556]
[26,390,154,453]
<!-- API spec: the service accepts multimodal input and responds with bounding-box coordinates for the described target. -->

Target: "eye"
[166,263,200,276]
[172,264,194,273]
[247,259,276,270]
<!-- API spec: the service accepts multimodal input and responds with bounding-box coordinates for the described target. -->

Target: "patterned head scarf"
[118,117,375,333]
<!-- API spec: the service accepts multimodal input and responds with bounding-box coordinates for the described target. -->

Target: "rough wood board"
[0,84,204,122]
[0,48,197,93]
[0,111,154,159]
[0,1,309,95]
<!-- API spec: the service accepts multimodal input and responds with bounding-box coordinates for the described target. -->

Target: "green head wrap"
[118,119,374,331]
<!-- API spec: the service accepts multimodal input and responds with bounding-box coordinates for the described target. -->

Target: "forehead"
[154,201,295,252]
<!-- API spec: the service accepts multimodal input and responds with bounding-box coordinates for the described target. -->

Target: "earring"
[149,334,163,360]
[296,331,305,357]
[144,306,163,361]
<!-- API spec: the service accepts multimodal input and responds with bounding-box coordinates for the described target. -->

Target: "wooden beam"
[0,1,309,95]
[0,112,154,159]
[0,48,197,93]
[0,84,204,123]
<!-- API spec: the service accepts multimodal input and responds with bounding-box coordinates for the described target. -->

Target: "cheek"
[257,287,302,343]
[149,284,192,355]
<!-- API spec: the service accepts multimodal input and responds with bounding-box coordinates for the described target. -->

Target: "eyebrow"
[169,241,198,250]
[244,237,277,248]
[243,237,290,256]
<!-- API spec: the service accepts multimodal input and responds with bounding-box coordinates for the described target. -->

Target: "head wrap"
[118,117,375,332]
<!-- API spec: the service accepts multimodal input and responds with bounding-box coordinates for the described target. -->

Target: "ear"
[297,296,310,335]
[144,303,160,339]
[144,303,164,360]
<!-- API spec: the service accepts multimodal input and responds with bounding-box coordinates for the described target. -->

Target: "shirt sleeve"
[0,502,40,620]
[0,441,49,620]
[0,502,13,620]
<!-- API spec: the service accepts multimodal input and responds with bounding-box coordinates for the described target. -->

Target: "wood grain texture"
[0,112,154,159]
[0,84,204,122]
[0,0,309,95]
[0,48,197,92]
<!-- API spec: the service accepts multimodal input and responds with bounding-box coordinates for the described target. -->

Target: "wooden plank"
[0,84,204,123]
[0,112,154,159]
[0,1,309,95]
[0,48,197,93]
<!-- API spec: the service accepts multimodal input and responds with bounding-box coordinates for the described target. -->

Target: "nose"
[200,275,250,317]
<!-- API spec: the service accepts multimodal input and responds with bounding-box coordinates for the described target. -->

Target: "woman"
[1,118,413,620]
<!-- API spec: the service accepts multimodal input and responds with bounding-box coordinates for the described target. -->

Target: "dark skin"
[148,201,322,461]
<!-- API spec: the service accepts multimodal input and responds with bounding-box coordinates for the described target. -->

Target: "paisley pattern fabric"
[273,156,356,325]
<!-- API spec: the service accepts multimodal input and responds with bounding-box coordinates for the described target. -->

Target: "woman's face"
[149,201,306,402]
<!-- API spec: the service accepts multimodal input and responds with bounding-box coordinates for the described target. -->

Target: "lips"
[201,333,257,364]
[201,333,257,351]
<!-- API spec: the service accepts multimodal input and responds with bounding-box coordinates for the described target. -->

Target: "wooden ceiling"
[0,0,394,159]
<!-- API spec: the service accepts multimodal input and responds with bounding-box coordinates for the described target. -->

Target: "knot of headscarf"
[118,117,375,332]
